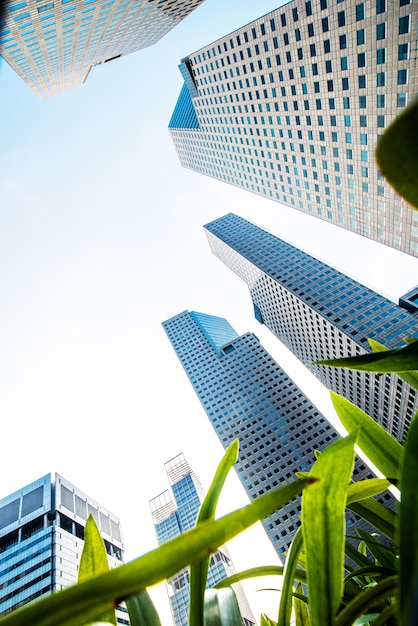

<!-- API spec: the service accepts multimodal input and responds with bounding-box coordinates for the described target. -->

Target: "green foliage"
[203,588,242,626]
[375,97,418,211]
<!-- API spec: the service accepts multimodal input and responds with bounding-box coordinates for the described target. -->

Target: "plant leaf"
[331,392,403,481]
[314,340,418,373]
[203,588,242,626]
[0,478,310,626]
[347,497,396,541]
[214,566,308,588]
[78,515,116,626]
[190,440,239,626]
[278,527,304,626]
[302,431,357,626]
[399,410,418,625]
[334,576,396,626]
[368,338,418,391]
[355,529,396,570]
[294,584,311,626]
[126,591,161,626]
[261,615,277,626]
[375,97,418,211]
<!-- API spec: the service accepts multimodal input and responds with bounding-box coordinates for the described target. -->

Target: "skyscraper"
[162,311,375,560]
[150,452,255,626]
[169,0,418,256]
[204,212,418,441]
[0,473,128,624]
[0,0,204,98]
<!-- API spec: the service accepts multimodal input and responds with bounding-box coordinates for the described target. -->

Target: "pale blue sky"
[1,0,418,621]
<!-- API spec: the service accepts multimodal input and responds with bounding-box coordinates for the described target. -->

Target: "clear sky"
[1,0,418,623]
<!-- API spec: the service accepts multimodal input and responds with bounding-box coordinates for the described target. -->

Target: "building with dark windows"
[162,311,375,560]
[150,453,255,626]
[204,213,418,441]
[0,0,204,98]
[0,473,128,624]
[169,0,418,255]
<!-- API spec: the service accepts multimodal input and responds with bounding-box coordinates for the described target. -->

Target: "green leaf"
[355,530,396,570]
[346,478,391,504]
[294,584,311,626]
[331,392,403,481]
[344,566,395,585]
[344,541,374,570]
[78,515,116,626]
[353,615,379,625]
[261,615,278,626]
[368,338,418,391]
[203,588,242,626]
[335,576,397,626]
[315,340,418,373]
[347,497,396,541]
[190,440,239,626]
[302,431,357,626]
[126,591,161,626]
[0,478,310,626]
[375,97,418,211]
[278,527,304,626]
[214,566,308,588]
[399,411,418,625]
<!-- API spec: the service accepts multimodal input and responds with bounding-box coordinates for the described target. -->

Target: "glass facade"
[162,311,378,560]
[0,0,204,98]
[150,454,255,626]
[169,0,418,256]
[0,474,127,624]
[204,213,418,441]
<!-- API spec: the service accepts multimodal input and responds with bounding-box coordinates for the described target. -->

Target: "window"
[342,77,349,90]
[344,115,351,126]
[322,17,329,32]
[377,115,385,128]
[324,39,331,53]
[397,93,407,107]
[283,33,289,45]
[305,0,312,16]
[376,22,386,39]
[338,11,346,26]
[377,48,386,64]
[398,69,408,85]
[360,115,367,127]
[399,15,410,35]
[270,18,276,31]
[339,34,347,49]
[359,95,367,108]
[292,7,299,21]
[314,81,320,93]
[360,133,368,145]
[308,22,314,36]
[312,63,318,75]
[286,51,292,63]
[320,0,327,8]
[358,75,366,88]
[357,52,366,67]
[325,60,332,72]
[310,43,316,56]
[377,72,386,87]
[343,98,350,109]
[357,29,365,44]
[377,94,386,108]
[356,3,364,20]
[280,13,287,26]
[297,47,303,59]
[398,43,409,60]
[295,28,301,41]
[341,56,348,70]
[327,80,334,91]
[329,99,336,110]
[376,0,386,13]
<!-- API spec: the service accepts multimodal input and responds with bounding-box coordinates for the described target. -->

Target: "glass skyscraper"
[204,212,418,441]
[0,473,128,624]
[169,0,418,256]
[0,0,204,98]
[162,311,376,561]
[150,452,255,626]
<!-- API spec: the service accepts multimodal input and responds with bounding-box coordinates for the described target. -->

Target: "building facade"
[150,452,255,626]
[204,212,418,441]
[0,473,127,624]
[0,0,204,98]
[169,0,418,256]
[162,311,376,561]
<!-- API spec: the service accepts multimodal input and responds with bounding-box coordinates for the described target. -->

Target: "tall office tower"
[150,453,255,626]
[0,473,128,624]
[204,213,418,441]
[0,0,204,98]
[162,311,375,561]
[169,0,418,256]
